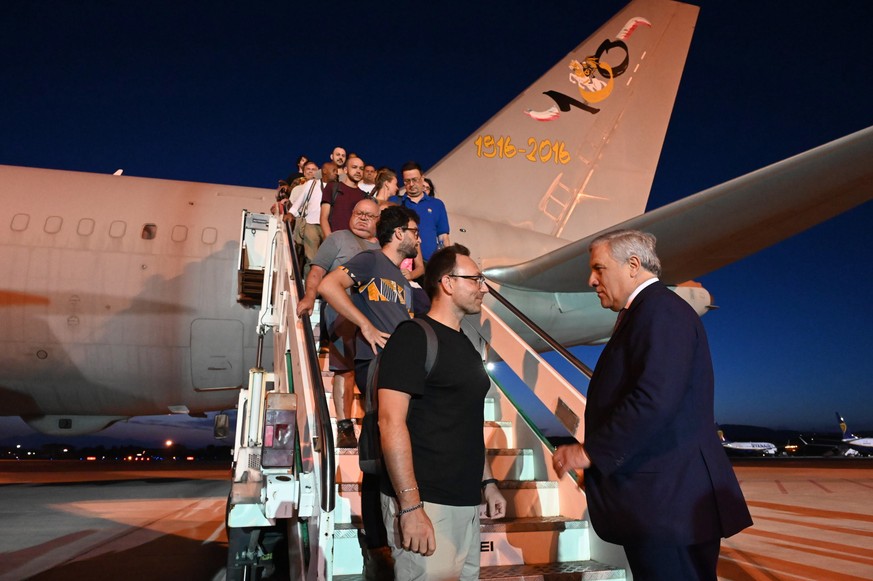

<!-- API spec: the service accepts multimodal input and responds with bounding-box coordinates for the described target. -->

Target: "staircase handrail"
[281,220,336,512]
[462,289,589,444]
[485,282,593,379]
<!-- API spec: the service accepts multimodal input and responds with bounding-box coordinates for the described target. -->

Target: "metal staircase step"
[334,445,535,485]
[487,448,536,480]
[332,522,365,575]
[480,516,590,565]
[335,479,561,524]
[478,560,625,580]
[333,516,608,574]
[484,420,515,448]
[498,480,561,517]
[335,447,363,485]
[334,559,624,581]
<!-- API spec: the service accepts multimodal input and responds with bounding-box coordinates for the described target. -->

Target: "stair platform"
[335,559,624,580]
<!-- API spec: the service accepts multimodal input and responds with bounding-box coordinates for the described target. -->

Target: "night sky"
[1,0,871,446]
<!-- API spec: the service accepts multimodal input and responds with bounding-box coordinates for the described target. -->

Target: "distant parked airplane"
[836,412,873,456]
[717,426,777,457]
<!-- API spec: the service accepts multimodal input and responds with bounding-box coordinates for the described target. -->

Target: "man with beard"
[377,244,506,580]
[321,154,366,237]
[318,204,421,579]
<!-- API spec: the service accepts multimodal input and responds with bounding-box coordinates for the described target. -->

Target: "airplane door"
[190,318,244,390]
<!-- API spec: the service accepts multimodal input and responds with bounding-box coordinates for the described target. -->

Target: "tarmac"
[719,458,873,580]
[0,458,870,580]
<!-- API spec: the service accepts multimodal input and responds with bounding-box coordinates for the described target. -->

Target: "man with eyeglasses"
[389,161,450,261]
[318,204,421,579]
[297,199,381,449]
[377,244,506,580]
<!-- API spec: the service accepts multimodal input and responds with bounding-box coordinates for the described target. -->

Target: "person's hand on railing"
[553,443,591,478]
[296,295,315,318]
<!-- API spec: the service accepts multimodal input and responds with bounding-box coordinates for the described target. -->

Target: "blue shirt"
[388,194,450,260]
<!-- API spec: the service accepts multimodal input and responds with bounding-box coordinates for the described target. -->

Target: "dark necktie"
[613,307,628,334]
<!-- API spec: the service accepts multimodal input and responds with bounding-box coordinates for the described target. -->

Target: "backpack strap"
[358,317,439,475]
[409,317,438,379]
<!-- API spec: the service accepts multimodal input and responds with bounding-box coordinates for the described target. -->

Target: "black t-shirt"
[377,316,490,506]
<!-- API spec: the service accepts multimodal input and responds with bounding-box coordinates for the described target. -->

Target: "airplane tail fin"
[836,412,856,439]
[430,0,698,242]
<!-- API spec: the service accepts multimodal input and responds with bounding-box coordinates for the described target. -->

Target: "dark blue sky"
[1,0,871,444]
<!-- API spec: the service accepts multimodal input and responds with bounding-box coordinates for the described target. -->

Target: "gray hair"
[589,229,662,277]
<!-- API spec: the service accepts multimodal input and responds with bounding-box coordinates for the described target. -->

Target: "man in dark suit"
[553,229,752,580]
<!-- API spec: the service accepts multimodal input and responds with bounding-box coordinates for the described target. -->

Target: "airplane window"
[109,220,126,238]
[172,225,188,242]
[44,216,63,234]
[141,223,157,240]
[77,218,95,236]
[11,213,30,231]
[202,227,218,245]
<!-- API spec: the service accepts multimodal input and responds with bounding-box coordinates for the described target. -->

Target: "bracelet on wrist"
[396,501,424,517]
[481,478,499,489]
[398,486,419,495]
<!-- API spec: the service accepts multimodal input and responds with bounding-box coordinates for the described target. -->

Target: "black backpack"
[358,318,438,475]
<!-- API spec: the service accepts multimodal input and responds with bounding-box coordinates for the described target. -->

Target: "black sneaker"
[336,419,358,448]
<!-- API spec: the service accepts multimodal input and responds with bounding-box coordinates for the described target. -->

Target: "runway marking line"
[719,546,872,581]
[739,527,873,559]
[808,479,833,493]
[844,478,873,490]
[746,500,873,523]
[767,540,873,568]
[754,514,873,538]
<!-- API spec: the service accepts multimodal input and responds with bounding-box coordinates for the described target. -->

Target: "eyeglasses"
[448,273,487,285]
[404,176,422,185]
[353,211,379,221]
[401,226,420,238]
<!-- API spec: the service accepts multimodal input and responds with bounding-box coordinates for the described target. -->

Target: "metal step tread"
[479,560,625,579]
[334,515,587,535]
[481,515,589,532]
[334,560,624,581]
[337,479,558,492]
[334,444,531,455]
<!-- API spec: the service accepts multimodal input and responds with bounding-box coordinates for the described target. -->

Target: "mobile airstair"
[225,211,627,580]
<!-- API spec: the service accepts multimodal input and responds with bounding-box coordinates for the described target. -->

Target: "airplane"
[716,425,777,457]
[835,412,873,456]
[783,434,857,457]
[1,0,872,436]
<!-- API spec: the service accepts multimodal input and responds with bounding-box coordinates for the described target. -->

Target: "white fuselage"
[0,165,711,429]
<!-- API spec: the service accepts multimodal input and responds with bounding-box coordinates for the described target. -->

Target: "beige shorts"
[380,493,480,580]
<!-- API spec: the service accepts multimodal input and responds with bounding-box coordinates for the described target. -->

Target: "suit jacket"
[583,281,752,546]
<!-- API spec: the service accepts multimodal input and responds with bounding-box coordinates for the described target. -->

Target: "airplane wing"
[486,125,873,292]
